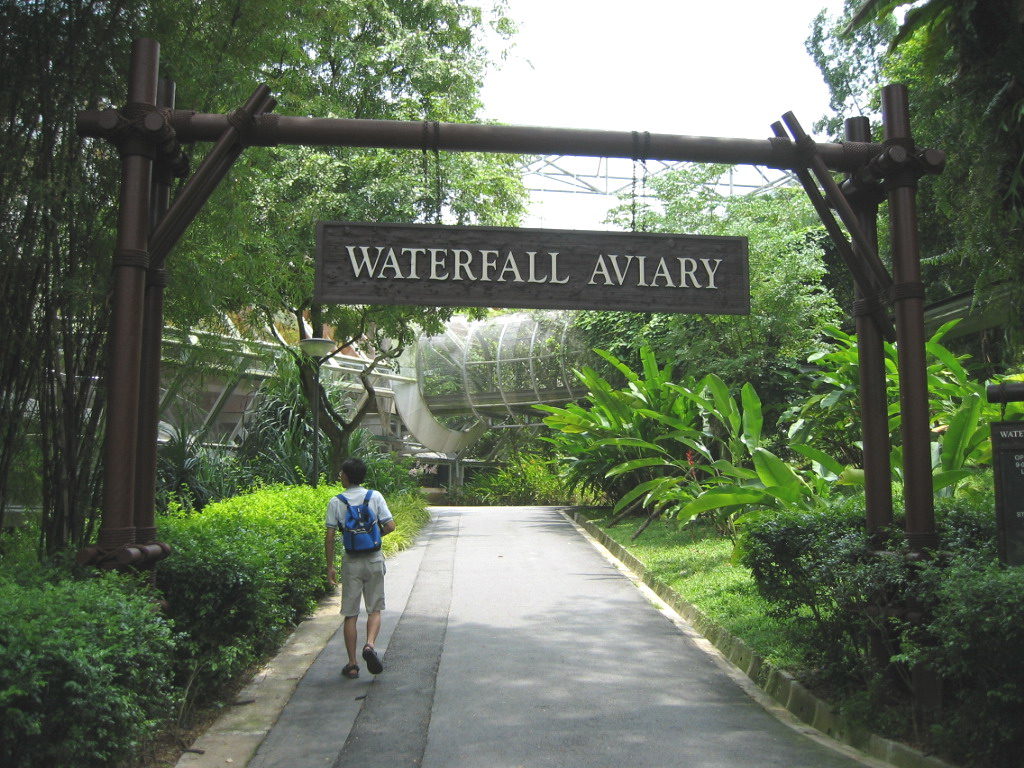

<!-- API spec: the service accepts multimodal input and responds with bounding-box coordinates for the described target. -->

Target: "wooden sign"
[992,421,1024,566]
[315,223,749,315]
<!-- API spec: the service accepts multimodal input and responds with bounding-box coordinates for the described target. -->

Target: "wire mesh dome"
[415,311,588,421]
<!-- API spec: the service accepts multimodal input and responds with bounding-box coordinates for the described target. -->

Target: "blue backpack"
[339,490,382,553]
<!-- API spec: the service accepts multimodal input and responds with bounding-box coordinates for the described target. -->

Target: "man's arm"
[325,527,337,586]
[381,519,396,536]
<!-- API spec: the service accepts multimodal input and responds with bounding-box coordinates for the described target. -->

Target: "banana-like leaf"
[790,444,845,478]
[636,408,699,435]
[709,459,758,480]
[594,348,640,386]
[640,345,662,387]
[606,457,677,478]
[740,383,763,451]
[838,466,865,486]
[926,340,969,385]
[612,475,686,514]
[593,437,665,452]
[661,434,713,462]
[932,468,973,493]
[760,483,804,505]
[700,374,740,434]
[751,447,805,492]
[677,486,770,518]
[940,394,982,471]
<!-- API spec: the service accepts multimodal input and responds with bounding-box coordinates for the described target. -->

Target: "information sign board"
[991,421,1024,566]
[315,223,749,315]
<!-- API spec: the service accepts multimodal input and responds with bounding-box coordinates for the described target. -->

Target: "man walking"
[325,457,396,679]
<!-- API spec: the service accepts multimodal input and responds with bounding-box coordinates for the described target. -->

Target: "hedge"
[0,482,430,764]
[0,573,176,768]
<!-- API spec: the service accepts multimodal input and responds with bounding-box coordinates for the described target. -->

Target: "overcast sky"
[472,0,847,227]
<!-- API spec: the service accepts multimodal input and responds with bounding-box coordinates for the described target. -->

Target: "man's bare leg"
[362,611,384,673]
[344,615,359,667]
[366,610,382,648]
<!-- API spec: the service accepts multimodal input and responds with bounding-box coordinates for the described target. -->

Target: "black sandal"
[342,663,360,679]
[362,644,384,675]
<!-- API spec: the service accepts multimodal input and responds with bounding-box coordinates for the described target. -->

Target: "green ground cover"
[591,515,804,672]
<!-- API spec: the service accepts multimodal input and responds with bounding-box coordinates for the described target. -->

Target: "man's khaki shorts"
[341,550,386,617]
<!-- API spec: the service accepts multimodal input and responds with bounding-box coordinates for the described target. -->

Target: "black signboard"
[991,421,1024,566]
[315,223,749,315]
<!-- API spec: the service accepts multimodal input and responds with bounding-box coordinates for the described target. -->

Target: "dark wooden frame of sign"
[77,39,947,573]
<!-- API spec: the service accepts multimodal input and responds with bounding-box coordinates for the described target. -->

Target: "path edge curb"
[173,591,344,767]
[562,508,957,768]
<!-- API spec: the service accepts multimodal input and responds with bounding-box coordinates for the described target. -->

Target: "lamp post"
[299,337,336,486]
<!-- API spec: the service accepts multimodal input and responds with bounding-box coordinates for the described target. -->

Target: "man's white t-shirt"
[325,486,393,530]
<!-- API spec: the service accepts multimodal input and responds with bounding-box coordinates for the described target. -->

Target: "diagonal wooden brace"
[770,121,895,341]
[147,84,277,266]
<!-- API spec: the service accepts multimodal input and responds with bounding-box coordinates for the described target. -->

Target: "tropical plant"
[538,347,703,535]
[577,164,841,425]
[541,349,845,542]
[663,374,841,541]
[786,320,1022,497]
[457,453,605,506]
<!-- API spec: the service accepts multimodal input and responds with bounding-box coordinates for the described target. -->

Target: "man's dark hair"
[341,457,368,485]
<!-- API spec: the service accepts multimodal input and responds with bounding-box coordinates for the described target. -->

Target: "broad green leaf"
[700,374,740,434]
[593,437,665,453]
[790,444,845,478]
[635,408,699,435]
[838,466,865,486]
[661,435,713,462]
[594,349,641,386]
[612,476,686,514]
[926,340,969,385]
[928,318,962,344]
[677,486,770,518]
[740,383,763,451]
[709,459,758,480]
[940,394,982,471]
[932,468,973,493]
[751,447,804,492]
[640,345,661,387]
[605,457,677,478]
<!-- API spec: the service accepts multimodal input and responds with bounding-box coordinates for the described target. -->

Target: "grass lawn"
[592,514,807,674]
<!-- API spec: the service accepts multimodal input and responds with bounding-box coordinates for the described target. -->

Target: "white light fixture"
[299,337,335,357]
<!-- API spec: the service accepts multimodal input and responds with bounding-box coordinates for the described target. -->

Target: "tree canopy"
[0,0,526,547]
[810,0,1024,370]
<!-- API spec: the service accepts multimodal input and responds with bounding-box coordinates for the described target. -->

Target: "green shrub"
[739,499,910,677]
[741,489,1023,764]
[907,559,1024,768]
[157,484,335,701]
[457,453,604,505]
[156,483,428,704]
[0,573,176,768]
[349,428,418,495]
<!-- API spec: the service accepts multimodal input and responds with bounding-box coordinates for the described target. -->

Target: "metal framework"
[521,155,797,198]
[416,311,584,420]
[77,38,945,573]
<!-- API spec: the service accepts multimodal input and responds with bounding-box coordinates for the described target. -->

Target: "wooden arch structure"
[76,39,944,569]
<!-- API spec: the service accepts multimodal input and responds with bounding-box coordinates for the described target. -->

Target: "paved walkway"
[182,507,883,768]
